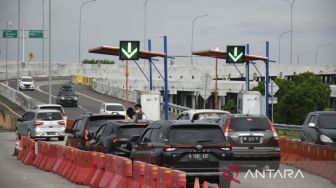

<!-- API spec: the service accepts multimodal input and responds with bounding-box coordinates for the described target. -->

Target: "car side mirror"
[308,122,316,128]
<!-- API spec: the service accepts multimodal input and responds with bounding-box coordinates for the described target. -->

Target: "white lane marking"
[75,92,104,103]
[36,85,89,111]
[0,101,21,117]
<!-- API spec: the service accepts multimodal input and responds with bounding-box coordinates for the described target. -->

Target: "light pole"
[191,14,207,65]
[5,21,13,84]
[295,51,310,64]
[17,0,21,91]
[79,0,96,64]
[49,0,51,104]
[315,44,331,65]
[282,0,297,65]
[42,0,45,74]
[278,30,290,64]
[143,0,149,51]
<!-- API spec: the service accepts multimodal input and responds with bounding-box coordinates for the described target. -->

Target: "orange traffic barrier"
[61,148,75,178]
[33,141,44,167]
[286,140,301,166]
[23,138,36,165]
[52,145,65,173]
[279,138,291,163]
[131,161,146,188]
[44,144,58,171]
[144,164,159,188]
[75,151,97,185]
[107,156,132,188]
[157,167,172,188]
[171,170,186,188]
[39,142,50,170]
[325,147,336,183]
[13,132,21,156]
[18,136,29,161]
[293,142,310,170]
[69,149,81,183]
[99,155,116,188]
[90,153,106,188]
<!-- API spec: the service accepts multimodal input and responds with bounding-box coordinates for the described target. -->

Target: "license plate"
[242,136,260,143]
[47,132,56,135]
[188,153,209,160]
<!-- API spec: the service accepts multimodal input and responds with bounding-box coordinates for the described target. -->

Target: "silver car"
[16,110,66,141]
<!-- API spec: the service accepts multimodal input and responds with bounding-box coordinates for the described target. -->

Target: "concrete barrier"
[0,83,41,111]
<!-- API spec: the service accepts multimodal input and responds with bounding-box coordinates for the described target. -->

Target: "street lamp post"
[191,14,207,65]
[278,30,290,64]
[282,0,297,65]
[5,21,13,85]
[49,0,51,104]
[42,0,45,74]
[143,0,149,51]
[17,0,21,91]
[315,44,331,65]
[79,0,96,64]
[294,51,310,64]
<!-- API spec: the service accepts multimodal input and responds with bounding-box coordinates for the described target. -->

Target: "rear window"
[40,106,64,114]
[88,116,125,131]
[319,115,336,129]
[106,105,125,111]
[229,117,270,131]
[169,126,225,145]
[36,112,63,121]
[117,126,147,138]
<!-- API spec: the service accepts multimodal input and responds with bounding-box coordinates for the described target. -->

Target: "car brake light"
[224,119,232,138]
[112,138,119,144]
[84,128,89,145]
[268,119,278,139]
[220,144,232,151]
[35,121,44,126]
[58,120,65,125]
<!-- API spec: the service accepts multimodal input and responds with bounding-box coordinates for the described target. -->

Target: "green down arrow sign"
[226,46,245,63]
[119,41,140,60]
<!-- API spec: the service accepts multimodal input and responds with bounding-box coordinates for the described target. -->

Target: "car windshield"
[117,125,147,138]
[229,117,270,131]
[169,126,225,145]
[40,106,64,114]
[194,112,228,120]
[36,112,63,121]
[61,85,72,91]
[22,78,33,82]
[319,115,336,129]
[106,105,125,111]
[61,91,76,96]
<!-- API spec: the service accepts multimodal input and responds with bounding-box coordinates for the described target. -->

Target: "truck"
[237,91,262,115]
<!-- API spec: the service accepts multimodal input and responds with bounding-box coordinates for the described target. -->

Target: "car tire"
[269,161,280,170]
[58,136,65,141]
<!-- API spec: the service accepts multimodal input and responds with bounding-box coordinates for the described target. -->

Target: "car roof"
[150,120,220,128]
[21,76,33,79]
[310,111,336,115]
[34,104,63,108]
[182,109,230,114]
[102,103,124,106]
[31,109,61,113]
[106,120,151,127]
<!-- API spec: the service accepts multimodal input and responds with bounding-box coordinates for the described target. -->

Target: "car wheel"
[58,136,65,141]
[269,161,280,170]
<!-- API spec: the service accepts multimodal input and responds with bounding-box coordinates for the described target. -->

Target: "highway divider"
[15,136,187,188]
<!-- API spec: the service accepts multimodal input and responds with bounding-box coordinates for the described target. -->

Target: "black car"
[56,90,78,107]
[130,120,233,186]
[87,120,150,156]
[60,84,73,91]
[302,111,336,146]
[65,113,125,150]
[217,114,280,169]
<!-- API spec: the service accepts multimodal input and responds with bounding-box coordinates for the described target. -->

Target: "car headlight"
[74,97,78,100]
[320,135,333,143]
[61,97,65,100]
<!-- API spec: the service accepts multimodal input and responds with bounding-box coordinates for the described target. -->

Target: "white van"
[100,103,126,117]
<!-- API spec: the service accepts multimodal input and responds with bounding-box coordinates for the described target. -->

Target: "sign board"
[269,80,279,96]
[226,46,245,63]
[3,30,17,38]
[28,52,34,61]
[199,73,212,100]
[29,30,43,38]
[119,41,140,60]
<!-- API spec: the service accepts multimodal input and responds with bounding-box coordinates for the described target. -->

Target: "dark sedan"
[56,90,78,107]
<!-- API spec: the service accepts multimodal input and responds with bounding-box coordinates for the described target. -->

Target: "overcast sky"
[0,0,335,65]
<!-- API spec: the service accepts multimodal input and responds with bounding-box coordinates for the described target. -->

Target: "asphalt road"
[8,79,177,119]
[0,132,86,188]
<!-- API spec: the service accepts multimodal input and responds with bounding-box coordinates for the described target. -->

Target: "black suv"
[56,90,78,107]
[218,114,280,169]
[65,113,125,150]
[60,84,73,91]
[130,120,233,186]
[87,120,150,157]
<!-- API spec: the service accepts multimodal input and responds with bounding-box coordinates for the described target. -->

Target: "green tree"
[252,72,331,124]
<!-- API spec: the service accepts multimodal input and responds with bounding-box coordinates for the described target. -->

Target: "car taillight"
[224,119,232,138]
[268,119,278,139]
[163,145,178,152]
[84,128,89,145]
[220,144,232,151]
[112,138,119,144]
[58,120,65,125]
[35,121,44,126]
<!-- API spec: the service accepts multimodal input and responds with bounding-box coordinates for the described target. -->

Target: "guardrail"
[273,124,302,131]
